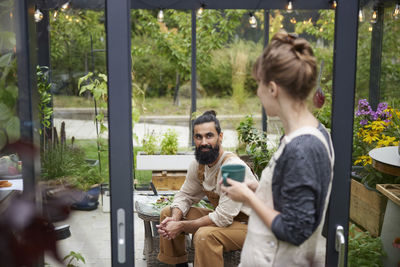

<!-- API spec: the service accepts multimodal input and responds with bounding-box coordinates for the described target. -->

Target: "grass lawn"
[53,95,263,116]
[75,139,152,187]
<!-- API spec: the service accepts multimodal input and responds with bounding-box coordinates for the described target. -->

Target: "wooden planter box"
[350,179,387,237]
[136,152,195,191]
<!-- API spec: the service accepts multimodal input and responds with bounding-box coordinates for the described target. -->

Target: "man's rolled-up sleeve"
[208,193,242,227]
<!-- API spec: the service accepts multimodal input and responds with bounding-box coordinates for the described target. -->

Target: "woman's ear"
[269,81,278,97]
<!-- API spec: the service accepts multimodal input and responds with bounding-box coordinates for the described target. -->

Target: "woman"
[222,32,334,266]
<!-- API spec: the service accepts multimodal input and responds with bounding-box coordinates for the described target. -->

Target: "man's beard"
[195,143,220,165]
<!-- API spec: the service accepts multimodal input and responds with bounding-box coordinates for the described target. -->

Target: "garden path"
[53,118,280,149]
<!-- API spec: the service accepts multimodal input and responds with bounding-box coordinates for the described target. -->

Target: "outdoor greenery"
[236,115,277,177]
[160,129,179,155]
[37,66,53,134]
[40,123,104,191]
[347,223,385,267]
[141,131,158,155]
[0,0,19,151]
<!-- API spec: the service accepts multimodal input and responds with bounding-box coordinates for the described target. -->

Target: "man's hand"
[156,207,183,239]
[162,220,184,240]
[156,216,176,239]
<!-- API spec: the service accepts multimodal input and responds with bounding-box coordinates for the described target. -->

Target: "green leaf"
[0,53,12,67]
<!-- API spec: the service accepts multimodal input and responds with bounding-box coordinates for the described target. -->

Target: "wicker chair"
[136,201,241,266]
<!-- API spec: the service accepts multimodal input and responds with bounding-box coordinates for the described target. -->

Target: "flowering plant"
[352,99,400,188]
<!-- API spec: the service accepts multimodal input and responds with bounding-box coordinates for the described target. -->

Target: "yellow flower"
[376,134,396,147]
[365,120,386,132]
[355,155,372,166]
[362,131,379,144]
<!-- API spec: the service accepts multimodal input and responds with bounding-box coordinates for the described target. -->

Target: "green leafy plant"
[348,223,386,267]
[63,251,86,267]
[160,129,178,155]
[313,91,332,129]
[142,131,158,155]
[37,66,53,134]
[152,195,214,210]
[236,115,276,177]
[41,123,104,190]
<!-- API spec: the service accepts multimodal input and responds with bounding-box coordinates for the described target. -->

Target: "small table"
[134,194,177,267]
[369,146,400,176]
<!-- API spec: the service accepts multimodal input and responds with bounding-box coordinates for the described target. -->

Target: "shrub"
[160,129,178,155]
[236,115,276,177]
[348,224,385,267]
[142,131,158,155]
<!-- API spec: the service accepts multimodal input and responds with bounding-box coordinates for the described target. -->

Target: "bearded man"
[156,110,258,267]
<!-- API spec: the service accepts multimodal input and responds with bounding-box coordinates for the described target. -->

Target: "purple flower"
[370,111,378,121]
[360,119,368,126]
[356,99,372,117]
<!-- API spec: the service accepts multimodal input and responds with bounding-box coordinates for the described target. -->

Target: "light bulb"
[197,6,204,17]
[157,10,164,23]
[287,1,293,13]
[368,25,373,32]
[331,0,337,9]
[358,9,364,22]
[371,10,377,24]
[53,10,58,20]
[393,4,400,19]
[61,2,70,11]
[34,9,43,22]
[290,17,296,24]
[249,14,257,28]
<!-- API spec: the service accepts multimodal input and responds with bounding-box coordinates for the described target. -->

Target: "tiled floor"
[45,192,148,267]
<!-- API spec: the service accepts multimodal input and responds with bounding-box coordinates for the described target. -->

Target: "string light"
[331,0,337,9]
[358,9,364,22]
[197,4,205,17]
[286,1,293,13]
[290,17,297,24]
[248,13,257,28]
[393,3,400,20]
[371,10,377,24]
[368,25,373,32]
[157,9,164,23]
[61,1,70,11]
[34,9,43,22]
[53,10,58,20]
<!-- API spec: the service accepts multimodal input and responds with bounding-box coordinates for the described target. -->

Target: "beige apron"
[198,152,249,222]
[239,126,334,267]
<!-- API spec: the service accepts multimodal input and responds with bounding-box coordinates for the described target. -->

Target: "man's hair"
[193,110,221,134]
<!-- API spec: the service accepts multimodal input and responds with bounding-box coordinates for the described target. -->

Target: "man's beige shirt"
[171,151,258,227]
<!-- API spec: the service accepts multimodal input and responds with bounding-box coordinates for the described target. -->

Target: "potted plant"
[236,115,277,178]
[136,129,194,190]
[350,99,400,236]
[136,129,194,171]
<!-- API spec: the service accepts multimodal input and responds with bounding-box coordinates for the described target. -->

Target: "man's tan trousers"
[157,206,247,267]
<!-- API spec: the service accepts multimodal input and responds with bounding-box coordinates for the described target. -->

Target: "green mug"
[221,164,245,186]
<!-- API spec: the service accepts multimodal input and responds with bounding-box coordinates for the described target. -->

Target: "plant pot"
[350,179,387,237]
[136,152,195,171]
[136,152,195,191]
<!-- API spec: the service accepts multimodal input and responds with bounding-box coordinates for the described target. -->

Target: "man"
[156,110,258,267]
